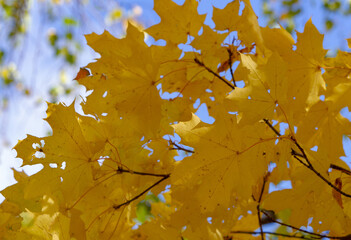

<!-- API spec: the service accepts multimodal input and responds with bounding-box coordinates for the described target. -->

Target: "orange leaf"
[74,67,90,80]
[332,177,343,209]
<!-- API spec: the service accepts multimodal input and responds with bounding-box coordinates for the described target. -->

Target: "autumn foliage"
[2,0,351,239]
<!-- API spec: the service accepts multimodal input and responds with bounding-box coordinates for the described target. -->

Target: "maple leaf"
[285,19,327,111]
[4,0,351,239]
[212,0,263,49]
[225,53,289,125]
[171,114,275,212]
[83,24,165,138]
[146,0,205,44]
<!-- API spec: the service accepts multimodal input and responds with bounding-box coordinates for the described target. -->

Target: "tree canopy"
[1,0,351,239]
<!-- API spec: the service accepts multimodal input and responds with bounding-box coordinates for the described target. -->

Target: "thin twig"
[258,174,269,204]
[292,154,310,168]
[263,119,281,136]
[113,175,170,210]
[257,204,264,240]
[227,48,237,87]
[291,149,305,158]
[261,210,341,239]
[291,137,351,198]
[330,164,351,176]
[257,174,268,240]
[230,230,323,239]
[263,118,351,199]
[85,173,170,232]
[194,57,235,89]
[170,141,195,153]
[117,167,170,178]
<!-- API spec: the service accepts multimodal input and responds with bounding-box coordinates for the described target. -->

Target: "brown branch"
[113,174,170,210]
[263,118,351,199]
[169,141,194,153]
[257,204,264,240]
[230,226,349,239]
[292,154,310,168]
[230,231,322,239]
[227,48,237,87]
[256,174,268,240]
[117,167,170,178]
[194,57,235,89]
[291,137,351,198]
[330,164,351,176]
[70,167,170,210]
[261,210,342,239]
[263,119,281,137]
[291,149,305,158]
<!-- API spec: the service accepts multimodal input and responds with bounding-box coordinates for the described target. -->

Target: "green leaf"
[63,17,78,26]
[136,201,152,224]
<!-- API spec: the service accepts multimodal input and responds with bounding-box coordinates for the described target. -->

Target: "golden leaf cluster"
[2,0,351,239]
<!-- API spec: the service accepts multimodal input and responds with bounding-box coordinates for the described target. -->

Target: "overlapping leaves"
[2,0,351,239]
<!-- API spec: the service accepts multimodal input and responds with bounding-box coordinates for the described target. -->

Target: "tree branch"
[227,48,237,87]
[230,231,322,239]
[113,174,170,210]
[169,141,194,153]
[117,167,170,178]
[263,119,281,136]
[194,57,235,90]
[263,118,351,199]
[330,164,351,176]
[256,174,268,240]
[230,221,349,240]
[290,136,351,198]
[261,210,341,239]
[257,205,264,240]
[291,148,305,158]
[292,154,310,168]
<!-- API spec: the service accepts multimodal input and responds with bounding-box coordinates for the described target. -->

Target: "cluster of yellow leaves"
[2,0,351,239]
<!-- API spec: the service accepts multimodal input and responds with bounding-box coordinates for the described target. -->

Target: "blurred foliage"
[0,0,143,111]
[135,193,161,224]
[0,0,144,146]
[262,0,351,33]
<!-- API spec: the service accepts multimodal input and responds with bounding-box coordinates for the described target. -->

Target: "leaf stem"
[68,172,117,210]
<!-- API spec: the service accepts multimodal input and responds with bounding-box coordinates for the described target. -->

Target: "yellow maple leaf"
[146,0,205,44]
[286,19,327,110]
[213,0,263,49]
[172,114,274,212]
